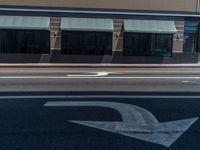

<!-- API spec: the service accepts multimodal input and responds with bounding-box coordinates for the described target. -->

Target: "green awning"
[61,17,114,32]
[124,20,177,34]
[0,16,50,30]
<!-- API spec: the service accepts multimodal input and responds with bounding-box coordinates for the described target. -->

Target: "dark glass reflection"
[140,34,155,56]
[155,35,172,57]
[123,33,172,57]
[184,33,197,53]
[183,21,200,53]
[0,30,50,54]
[61,31,112,55]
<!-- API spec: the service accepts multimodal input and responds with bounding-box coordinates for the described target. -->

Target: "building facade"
[0,0,199,63]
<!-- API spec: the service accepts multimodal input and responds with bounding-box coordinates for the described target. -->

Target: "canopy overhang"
[124,19,177,34]
[0,15,50,30]
[61,17,114,32]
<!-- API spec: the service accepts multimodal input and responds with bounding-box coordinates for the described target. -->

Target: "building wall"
[113,19,123,52]
[172,21,185,53]
[0,0,198,12]
[50,17,61,51]
[50,17,185,55]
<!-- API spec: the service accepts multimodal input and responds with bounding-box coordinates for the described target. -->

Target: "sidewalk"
[0,63,200,68]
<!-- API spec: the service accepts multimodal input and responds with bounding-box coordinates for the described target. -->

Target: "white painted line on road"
[63,77,200,79]
[182,81,190,83]
[0,95,200,99]
[67,72,110,77]
[182,80,200,84]
[0,76,199,79]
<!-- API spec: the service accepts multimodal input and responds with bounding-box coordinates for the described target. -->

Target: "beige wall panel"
[113,38,123,51]
[173,39,184,53]
[172,21,184,53]
[50,17,61,50]
[113,19,123,51]
[0,0,197,12]
[51,37,61,50]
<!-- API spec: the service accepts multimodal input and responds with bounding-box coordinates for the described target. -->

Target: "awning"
[0,15,50,30]
[61,17,114,32]
[124,20,177,34]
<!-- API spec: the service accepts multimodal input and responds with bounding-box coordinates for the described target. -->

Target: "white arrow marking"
[182,80,200,84]
[67,72,110,77]
[44,101,198,147]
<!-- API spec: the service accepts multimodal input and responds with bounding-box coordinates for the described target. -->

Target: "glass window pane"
[184,21,200,53]
[123,33,139,56]
[123,33,172,57]
[0,30,11,53]
[123,34,132,55]
[0,30,50,54]
[155,34,172,57]
[184,33,197,53]
[62,31,80,54]
[150,34,156,56]
[124,33,156,56]
[139,34,154,56]
[62,31,112,55]
[80,32,96,55]
[96,32,112,55]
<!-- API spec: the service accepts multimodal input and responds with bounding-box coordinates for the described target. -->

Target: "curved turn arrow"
[44,101,198,147]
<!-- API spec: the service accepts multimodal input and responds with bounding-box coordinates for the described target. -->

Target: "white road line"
[0,95,200,99]
[67,72,110,77]
[0,76,199,79]
[182,81,200,84]
[182,81,190,83]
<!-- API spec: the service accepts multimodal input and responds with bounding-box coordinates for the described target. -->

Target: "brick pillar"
[50,17,61,52]
[113,19,124,52]
[172,20,184,53]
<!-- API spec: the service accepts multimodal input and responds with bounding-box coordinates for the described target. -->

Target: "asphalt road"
[0,67,199,91]
[0,68,199,149]
[0,78,200,92]
[0,93,199,150]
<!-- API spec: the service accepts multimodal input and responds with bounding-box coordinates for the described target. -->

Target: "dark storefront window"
[139,34,155,56]
[80,32,96,55]
[122,33,139,56]
[123,33,172,57]
[63,32,80,55]
[184,34,198,53]
[0,30,50,54]
[154,35,172,57]
[183,21,200,53]
[61,31,112,55]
